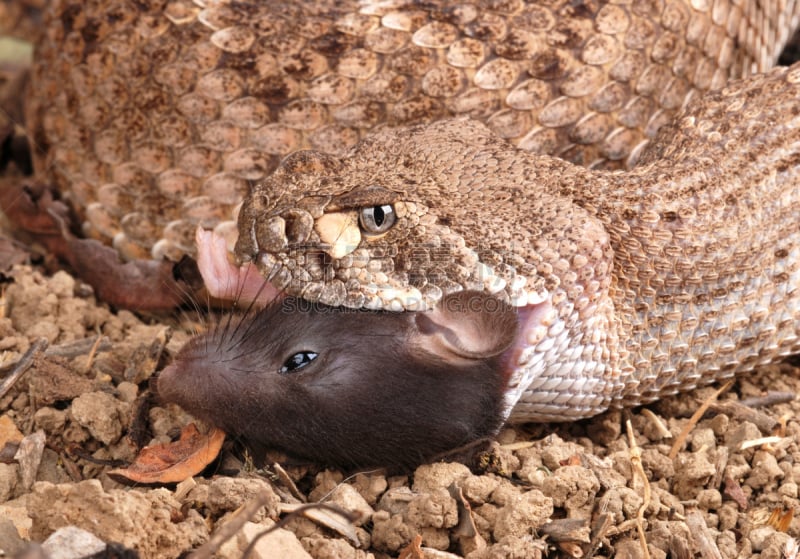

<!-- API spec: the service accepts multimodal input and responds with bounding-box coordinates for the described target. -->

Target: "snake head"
[232,119,622,420]
[235,119,553,310]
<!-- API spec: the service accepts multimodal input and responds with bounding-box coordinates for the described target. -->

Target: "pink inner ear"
[414,292,520,361]
[195,228,282,306]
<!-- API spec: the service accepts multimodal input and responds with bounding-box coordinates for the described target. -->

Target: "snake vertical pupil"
[373,206,385,226]
[359,204,397,235]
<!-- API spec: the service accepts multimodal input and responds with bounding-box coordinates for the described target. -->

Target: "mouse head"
[155,290,518,468]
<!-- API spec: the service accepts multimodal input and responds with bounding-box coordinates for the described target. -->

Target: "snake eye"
[359,204,396,235]
[280,351,318,374]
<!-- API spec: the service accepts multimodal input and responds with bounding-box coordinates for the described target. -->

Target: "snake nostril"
[284,209,315,245]
[255,215,288,252]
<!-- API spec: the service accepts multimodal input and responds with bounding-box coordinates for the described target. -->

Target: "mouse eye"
[280,351,318,374]
[359,204,396,236]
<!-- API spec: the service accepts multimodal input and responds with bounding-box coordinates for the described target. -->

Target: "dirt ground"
[2,26,800,559]
[0,262,800,559]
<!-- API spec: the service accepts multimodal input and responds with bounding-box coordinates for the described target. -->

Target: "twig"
[738,391,796,408]
[272,462,307,503]
[739,435,790,450]
[626,419,651,559]
[686,509,723,558]
[639,408,672,439]
[585,513,612,557]
[0,338,47,400]
[242,503,358,559]
[187,489,277,559]
[84,334,105,370]
[669,380,734,459]
[707,400,778,433]
[44,335,111,359]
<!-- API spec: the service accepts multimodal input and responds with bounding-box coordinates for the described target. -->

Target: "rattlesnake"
[14,1,800,420]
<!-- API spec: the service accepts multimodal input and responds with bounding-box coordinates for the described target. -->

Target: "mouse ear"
[414,291,518,361]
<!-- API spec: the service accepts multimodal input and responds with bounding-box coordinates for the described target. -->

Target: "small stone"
[540,465,600,516]
[205,477,280,518]
[696,489,722,510]
[749,525,789,553]
[779,481,798,498]
[370,510,414,552]
[116,382,138,403]
[33,408,66,434]
[689,428,717,451]
[309,470,345,502]
[412,462,471,493]
[42,526,106,559]
[327,484,375,527]
[717,503,739,531]
[493,490,553,539]
[0,517,26,555]
[460,475,500,505]
[351,472,388,506]
[70,392,123,445]
[219,521,312,559]
[724,421,762,450]
[0,463,19,503]
[745,451,785,490]
[406,489,458,530]
[708,413,729,436]
[301,536,374,559]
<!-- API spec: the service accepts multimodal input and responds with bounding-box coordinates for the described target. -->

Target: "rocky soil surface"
[0,259,799,559]
[2,25,800,559]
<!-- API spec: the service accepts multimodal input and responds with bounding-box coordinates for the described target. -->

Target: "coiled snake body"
[19,0,800,420]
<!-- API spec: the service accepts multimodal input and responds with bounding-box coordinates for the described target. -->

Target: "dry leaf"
[108,424,225,484]
[723,476,749,510]
[0,414,23,461]
[397,534,424,559]
[0,414,23,448]
[768,508,795,532]
[0,236,31,272]
[449,483,486,555]
[15,430,45,491]
[278,502,361,546]
[0,179,190,311]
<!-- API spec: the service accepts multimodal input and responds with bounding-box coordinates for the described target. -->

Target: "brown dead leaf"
[0,179,70,257]
[65,234,188,310]
[15,430,45,491]
[0,414,23,459]
[278,502,361,547]
[108,424,225,484]
[0,236,31,272]
[449,482,486,555]
[397,534,424,559]
[0,414,23,447]
[723,476,749,510]
[0,179,193,311]
[767,507,795,532]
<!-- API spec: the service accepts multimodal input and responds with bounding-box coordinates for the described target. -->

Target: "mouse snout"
[152,336,239,423]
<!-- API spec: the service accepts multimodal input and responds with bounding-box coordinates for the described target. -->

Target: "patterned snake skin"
[14,0,800,419]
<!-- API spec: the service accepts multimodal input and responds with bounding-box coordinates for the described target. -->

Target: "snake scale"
[14,0,800,421]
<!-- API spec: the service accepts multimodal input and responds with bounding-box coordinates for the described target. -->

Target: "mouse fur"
[154,291,517,469]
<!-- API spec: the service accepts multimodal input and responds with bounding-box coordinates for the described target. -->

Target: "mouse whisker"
[221,276,276,352]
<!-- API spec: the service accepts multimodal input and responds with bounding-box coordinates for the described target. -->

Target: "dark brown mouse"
[154,291,518,469]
